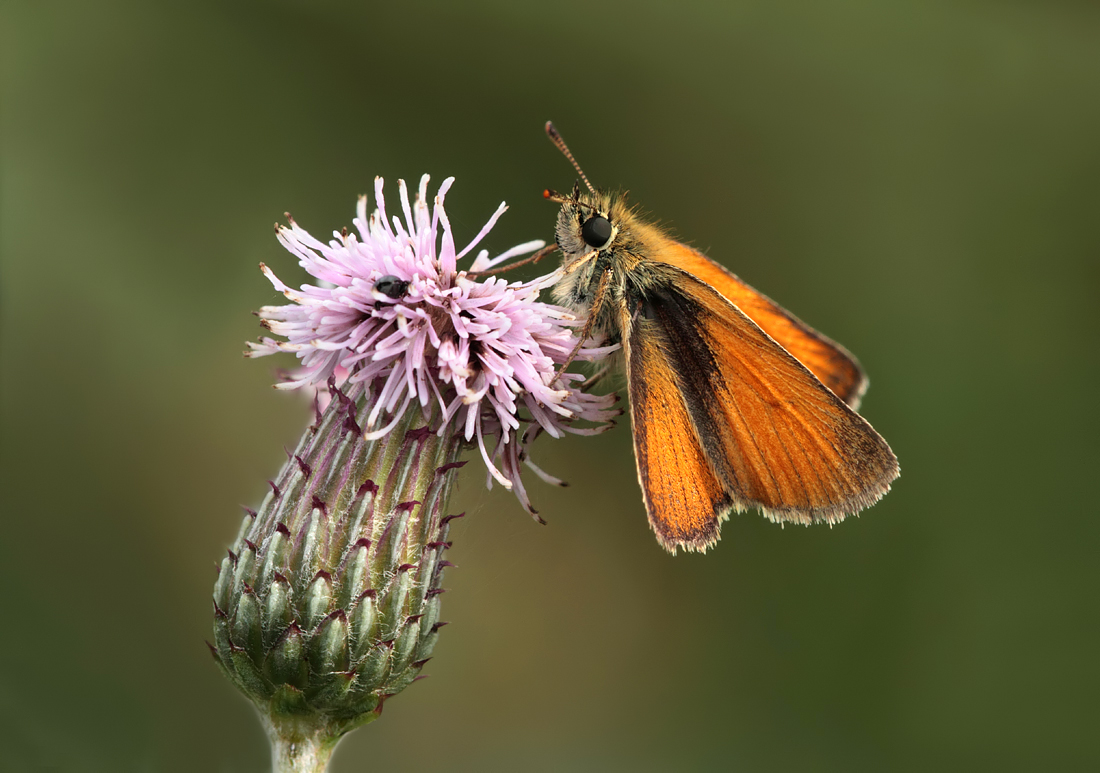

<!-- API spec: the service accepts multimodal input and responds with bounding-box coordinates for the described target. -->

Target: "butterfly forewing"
[627,265,898,538]
[651,242,868,408]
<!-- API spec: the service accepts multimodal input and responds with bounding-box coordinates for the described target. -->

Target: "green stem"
[262,714,341,773]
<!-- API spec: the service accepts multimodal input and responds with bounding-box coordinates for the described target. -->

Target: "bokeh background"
[3,1,1098,770]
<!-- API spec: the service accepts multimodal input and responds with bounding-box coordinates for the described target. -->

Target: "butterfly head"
[545,184,626,267]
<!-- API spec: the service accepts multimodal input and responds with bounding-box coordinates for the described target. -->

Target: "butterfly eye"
[374,275,409,299]
[581,216,613,248]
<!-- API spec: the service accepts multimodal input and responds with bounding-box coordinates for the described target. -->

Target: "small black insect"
[374,275,409,299]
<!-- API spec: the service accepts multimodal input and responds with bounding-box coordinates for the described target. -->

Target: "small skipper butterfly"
[542,122,899,553]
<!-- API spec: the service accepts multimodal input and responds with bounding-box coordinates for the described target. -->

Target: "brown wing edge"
[636,265,899,531]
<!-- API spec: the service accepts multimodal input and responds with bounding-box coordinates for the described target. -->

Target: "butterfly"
[542,122,899,554]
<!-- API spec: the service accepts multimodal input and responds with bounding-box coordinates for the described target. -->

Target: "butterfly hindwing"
[620,296,730,553]
[627,264,898,538]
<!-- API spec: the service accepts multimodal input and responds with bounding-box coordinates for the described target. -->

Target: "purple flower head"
[248,175,619,513]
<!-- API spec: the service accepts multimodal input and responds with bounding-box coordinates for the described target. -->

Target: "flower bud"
[211,380,463,763]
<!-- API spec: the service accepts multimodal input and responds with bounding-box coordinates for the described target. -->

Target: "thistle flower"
[214,176,618,772]
[248,174,618,512]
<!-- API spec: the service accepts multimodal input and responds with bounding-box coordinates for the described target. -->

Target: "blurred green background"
[3,1,1098,770]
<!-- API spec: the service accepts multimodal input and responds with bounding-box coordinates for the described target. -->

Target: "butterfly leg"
[583,361,615,386]
[556,266,614,377]
[467,243,558,278]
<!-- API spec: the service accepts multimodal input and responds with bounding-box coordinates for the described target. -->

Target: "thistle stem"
[262,715,341,773]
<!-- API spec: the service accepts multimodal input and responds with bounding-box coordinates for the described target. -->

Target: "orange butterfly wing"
[621,297,731,552]
[651,242,868,408]
[623,264,898,551]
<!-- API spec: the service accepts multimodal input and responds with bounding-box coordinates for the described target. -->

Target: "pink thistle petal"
[362,395,412,440]
[469,239,545,272]
[457,202,508,260]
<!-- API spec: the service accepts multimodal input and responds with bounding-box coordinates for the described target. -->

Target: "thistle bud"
[212,380,463,766]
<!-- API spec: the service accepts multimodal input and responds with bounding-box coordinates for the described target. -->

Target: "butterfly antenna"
[545,121,596,195]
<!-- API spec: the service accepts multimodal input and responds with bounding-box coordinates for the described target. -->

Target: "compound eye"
[581,216,613,248]
[374,275,409,299]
